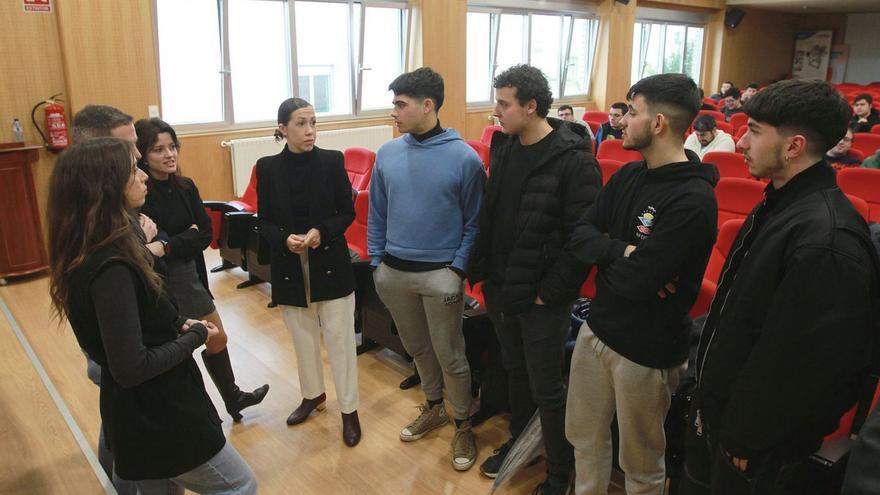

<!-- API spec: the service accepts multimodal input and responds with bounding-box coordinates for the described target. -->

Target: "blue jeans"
[131,442,257,495]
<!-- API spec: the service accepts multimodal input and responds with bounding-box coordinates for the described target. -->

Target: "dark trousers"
[483,282,574,478]
[679,404,814,495]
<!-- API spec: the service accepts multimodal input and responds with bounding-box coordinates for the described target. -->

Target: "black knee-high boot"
[202,348,270,422]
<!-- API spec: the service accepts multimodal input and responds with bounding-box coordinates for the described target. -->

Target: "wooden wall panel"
[54,0,159,118]
[416,0,468,133]
[0,3,68,246]
[591,0,637,112]
[717,8,797,88]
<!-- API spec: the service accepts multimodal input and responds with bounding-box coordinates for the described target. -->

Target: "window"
[631,22,704,85]
[466,8,599,104]
[155,0,408,128]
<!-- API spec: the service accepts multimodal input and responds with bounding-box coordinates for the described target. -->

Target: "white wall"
[844,13,880,84]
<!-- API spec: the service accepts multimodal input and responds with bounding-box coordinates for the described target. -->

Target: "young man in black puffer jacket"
[563,73,718,495]
[468,64,602,495]
[684,80,880,495]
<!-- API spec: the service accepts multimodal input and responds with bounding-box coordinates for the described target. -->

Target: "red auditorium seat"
[697,109,725,122]
[344,190,370,261]
[204,164,258,267]
[845,194,870,222]
[714,121,734,135]
[344,147,376,192]
[702,97,717,107]
[728,113,748,131]
[734,125,748,142]
[704,218,746,284]
[583,110,608,123]
[689,279,717,318]
[586,120,601,137]
[715,177,765,229]
[480,124,503,147]
[871,124,880,135]
[465,281,485,309]
[852,133,880,158]
[466,140,491,173]
[597,139,642,162]
[703,151,751,179]
[597,159,624,185]
[838,167,880,223]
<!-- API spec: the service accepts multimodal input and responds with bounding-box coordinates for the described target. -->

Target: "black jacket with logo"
[469,118,602,313]
[569,150,719,369]
[696,162,880,462]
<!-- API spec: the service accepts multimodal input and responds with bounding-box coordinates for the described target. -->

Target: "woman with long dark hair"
[257,97,361,446]
[48,138,257,493]
[135,118,269,422]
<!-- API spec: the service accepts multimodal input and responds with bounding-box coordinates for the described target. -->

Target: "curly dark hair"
[722,87,742,100]
[494,64,553,118]
[744,79,851,157]
[389,67,445,111]
[627,73,701,135]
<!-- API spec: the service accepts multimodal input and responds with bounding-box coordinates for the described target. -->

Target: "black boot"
[202,348,270,422]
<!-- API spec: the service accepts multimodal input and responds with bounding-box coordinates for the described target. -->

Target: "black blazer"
[256,145,355,307]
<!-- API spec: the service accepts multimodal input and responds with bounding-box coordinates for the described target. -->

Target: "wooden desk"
[0,145,47,283]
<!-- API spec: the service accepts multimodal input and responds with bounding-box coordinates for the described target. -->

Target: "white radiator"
[224,124,393,198]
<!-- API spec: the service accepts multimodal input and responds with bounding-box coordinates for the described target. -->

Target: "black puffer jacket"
[469,118,601,313]
[696,162,880,463]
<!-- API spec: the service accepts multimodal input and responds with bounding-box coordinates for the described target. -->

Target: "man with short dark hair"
[685,114,736,159]
[741,82,759,103]
[595,102,627,148]
[469,64,601,495]
[721,87,745,122]
[368,67,485,471]
[826,128,862,169]
[72,104,139,145]
[565,73,718,495]
[557,104,596,141]
[711,80,733,101]
[684,79,880,495]
[851,93,880,133]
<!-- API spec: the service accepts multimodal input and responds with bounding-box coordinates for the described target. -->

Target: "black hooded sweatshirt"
[569,149,719,368]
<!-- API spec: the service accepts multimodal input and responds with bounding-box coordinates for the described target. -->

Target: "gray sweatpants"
[373,263,472,420]
[565,323,686,495]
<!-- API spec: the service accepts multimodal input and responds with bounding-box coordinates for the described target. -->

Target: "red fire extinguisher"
[31,93,70,153]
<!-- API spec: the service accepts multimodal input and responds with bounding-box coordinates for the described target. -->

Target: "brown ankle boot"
[286,393,326,425]
[342,411,362,447]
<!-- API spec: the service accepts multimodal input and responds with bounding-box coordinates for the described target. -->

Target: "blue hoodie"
[368,129,485,272]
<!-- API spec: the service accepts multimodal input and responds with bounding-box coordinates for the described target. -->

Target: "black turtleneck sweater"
[281,147,315,233]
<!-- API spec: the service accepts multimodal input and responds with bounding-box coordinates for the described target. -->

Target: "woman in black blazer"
[136,118,269,422]
[257,97,361,446]
[47,138,256,493]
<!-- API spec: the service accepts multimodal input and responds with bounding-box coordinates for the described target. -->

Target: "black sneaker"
[479,438,514,478]
[531,475,572,495]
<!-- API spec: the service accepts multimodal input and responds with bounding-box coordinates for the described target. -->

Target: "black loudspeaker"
[725,8,745,28]
[615,0,630,4]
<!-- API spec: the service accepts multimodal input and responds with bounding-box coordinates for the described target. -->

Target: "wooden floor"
[0,250,625,494]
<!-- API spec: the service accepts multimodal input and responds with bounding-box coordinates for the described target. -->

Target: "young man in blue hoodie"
[368,67,485,472]
[565,74,718,495]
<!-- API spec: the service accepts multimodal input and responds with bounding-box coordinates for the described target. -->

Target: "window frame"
[465,5,599,107]
[152,0,409,132]
[631,19,706,84]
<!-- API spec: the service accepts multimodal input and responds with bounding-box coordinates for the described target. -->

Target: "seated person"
[557,104,596,141]
[595,102,627,148]
[720,87,745,122]
[741,82,759,103]
[860,149,880,169]
[825,128,862,169]
[851,94,880,133]
[685,115,736,159]
[710,81,733,101]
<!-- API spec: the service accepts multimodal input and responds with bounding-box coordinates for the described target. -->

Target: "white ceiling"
[726,0,880,14]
